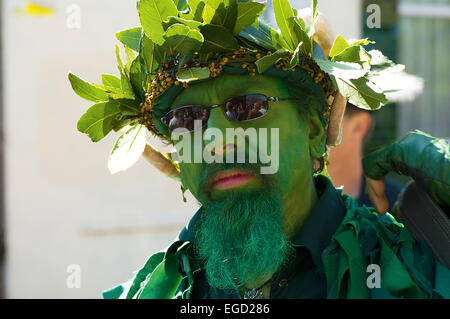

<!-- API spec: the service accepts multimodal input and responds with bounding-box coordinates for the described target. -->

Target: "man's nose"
[212,143,236,156]
[205,108,241,159]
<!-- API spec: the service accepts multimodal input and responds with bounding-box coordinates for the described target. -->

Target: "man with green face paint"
[171,74,325,296]
[69,0,449,299]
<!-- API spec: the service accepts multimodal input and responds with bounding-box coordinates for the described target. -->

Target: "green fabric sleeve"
[134,253,183,299]
[362,130,450,210]
[102,282,126,299]
[131,241,194,299]
[101,251,165,299]
[434,262,450,298]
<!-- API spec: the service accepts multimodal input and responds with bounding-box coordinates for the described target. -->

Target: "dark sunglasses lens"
[164,106,209,132]
[224,94,268,122]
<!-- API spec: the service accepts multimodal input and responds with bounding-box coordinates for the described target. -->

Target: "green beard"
[194,167,294,292]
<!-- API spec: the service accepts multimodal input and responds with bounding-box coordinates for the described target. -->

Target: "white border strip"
[399,3,450,19]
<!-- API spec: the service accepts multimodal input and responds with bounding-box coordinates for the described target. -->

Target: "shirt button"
[278,279,288,288]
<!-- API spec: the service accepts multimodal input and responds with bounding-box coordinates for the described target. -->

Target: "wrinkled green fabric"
[362,130,450,211]
[102,192,449,299]
[322,194,448,299]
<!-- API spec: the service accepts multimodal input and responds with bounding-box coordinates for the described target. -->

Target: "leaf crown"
[69,0,400,173]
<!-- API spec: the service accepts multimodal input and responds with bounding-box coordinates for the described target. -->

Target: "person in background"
[327,102,403,211]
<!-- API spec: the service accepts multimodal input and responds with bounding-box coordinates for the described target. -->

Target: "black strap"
[392,181,450,268]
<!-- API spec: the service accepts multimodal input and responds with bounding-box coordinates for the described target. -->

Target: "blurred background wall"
[0,0,448,298]
[397,0,450,139]
[1,0,200,298]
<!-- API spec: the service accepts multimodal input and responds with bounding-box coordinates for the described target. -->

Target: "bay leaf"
[164,24,204,56]
[102,74,121,89]
[176,67,210,82]
[108,124,147,174]
[68,73,109,102]
[273,0,296,50]
[233,1,265,35]
[315,58,367,80]
[77,101,120,142]
[138,0,179,45]
[329,35,350,58]
[199,24,239,54]
[255,48,290,73]
[337,77,387,110]
[116,27,142,52]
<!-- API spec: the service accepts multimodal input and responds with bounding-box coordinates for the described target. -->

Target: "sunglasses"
[161,94,300,132]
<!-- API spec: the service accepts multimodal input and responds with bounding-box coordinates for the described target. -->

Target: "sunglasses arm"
[268,97,300,102]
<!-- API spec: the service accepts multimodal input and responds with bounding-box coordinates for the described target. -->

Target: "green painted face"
[170,74,327,236]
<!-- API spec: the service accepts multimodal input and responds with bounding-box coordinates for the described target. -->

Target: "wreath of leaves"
[68,0,400,174]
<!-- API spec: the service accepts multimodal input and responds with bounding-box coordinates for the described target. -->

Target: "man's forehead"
[170,75,287,110]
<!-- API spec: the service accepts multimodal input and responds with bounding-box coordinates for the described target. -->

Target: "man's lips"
[209,169,256,190]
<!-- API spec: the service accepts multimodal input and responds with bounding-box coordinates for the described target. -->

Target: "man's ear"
[308,109,327,159]
[353,112,372,140]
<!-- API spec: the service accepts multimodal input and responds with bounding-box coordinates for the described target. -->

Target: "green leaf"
[184,0,205,21]
[68,73,109,102]
[120,70,135,97]
[163,16,203,31]
[255,49,290,73]
[141,35,159,77]
[77,101,121,142]
[115,98,141,116]
[223,0,238,31]
[202,0,237,31]
[272,0,312,54]
[138,0,179,45]
[288,42,303,69]
[336,77,387,110]
[368,63,405,77]
[349,38,375,46]
[102,74,121,89]
[93,84,123,94]
[124,46,137,72]
[239,21,276,51]
[106,92,136,100]
[233,1,265,35]
[176,67,210,82]
[368,49,394,66]
[270,28,289,50]
[173,0,188,11]
[273,0,296,50]
[315,58,366,80]
[108,124,147,174]
[295,16,308,33]
[112,116,138,132]
[310,0,318,37]
[290,17,312,55]
[164,24,204,56]
[115,45,136,96]
[332,45,371,70]
[329,35,350,58]
[116,45,125,73]
[115,27,142,52]
[237,35,270,52]
[202,0,222,25]
[130,56,146,97]
[155,41,173,65]
[199,24,239,55]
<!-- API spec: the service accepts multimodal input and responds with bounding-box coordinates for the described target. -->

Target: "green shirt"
[103,175,449,299]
